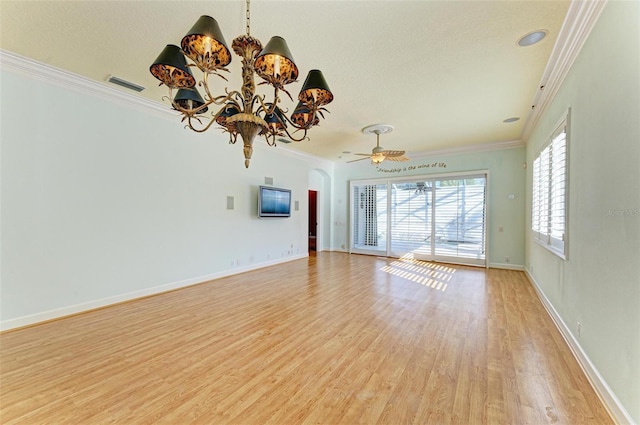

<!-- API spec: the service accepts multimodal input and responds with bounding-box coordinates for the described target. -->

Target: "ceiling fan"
[348,124,410,165]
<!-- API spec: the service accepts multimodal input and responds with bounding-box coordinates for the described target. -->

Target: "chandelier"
[149,0,334,168]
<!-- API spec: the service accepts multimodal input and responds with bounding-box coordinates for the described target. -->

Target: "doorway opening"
[308,190,317,251]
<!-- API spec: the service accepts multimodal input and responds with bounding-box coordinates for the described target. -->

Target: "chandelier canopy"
[149,0,334,168]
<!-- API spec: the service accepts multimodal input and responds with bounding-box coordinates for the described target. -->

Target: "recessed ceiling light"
[503,117,520,123]
[517,30,547,47]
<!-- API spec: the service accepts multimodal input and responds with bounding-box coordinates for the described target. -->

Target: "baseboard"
[524,268,636,425]
[0,253,308,332]
[489,262,525,271]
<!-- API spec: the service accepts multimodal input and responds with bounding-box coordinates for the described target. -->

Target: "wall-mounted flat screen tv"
[258,186,291,218]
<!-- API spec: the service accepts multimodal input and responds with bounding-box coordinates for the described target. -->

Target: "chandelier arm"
[169,90,239,116]
[280,86,294,103]
[255,90,279,116]
[199,72,236,106]
[209,90,243,107]
[263,132,277,147]
[269,87,281,114]
[251,93,264,112]
[190,61,230,80]
[180,98,246,134]
[183,115,219,133]
[278,125,310,142]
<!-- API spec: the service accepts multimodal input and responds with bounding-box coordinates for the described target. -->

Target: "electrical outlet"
[577,321,582,337]
[505,256,510,263]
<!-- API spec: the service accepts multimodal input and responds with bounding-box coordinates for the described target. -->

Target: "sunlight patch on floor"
[380,253,455,291]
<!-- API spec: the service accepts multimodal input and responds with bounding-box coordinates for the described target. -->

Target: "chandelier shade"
[254,36,299,87]
[149,0,334,168]
[149,44,196,89]
[180,15,232,71]
[263,105,287,133]
[174,88,208,113]
[291,102,319,128]
[298,69,333,106]
[215,103,241,128]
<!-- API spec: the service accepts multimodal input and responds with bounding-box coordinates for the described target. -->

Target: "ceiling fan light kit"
[149,0,334,168]
[348,124,410,165]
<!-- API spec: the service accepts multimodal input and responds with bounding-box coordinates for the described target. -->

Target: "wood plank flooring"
[0,252,612,424]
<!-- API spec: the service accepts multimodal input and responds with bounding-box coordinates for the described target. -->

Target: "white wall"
[331,145,527,268]
[0,59,331,329]
[525,1,639,423]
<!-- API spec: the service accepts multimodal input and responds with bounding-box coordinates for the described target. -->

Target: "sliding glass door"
[389,181,433,258]
[350,173,487,266]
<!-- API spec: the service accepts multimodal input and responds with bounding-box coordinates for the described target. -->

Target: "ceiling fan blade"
[384,155,410,162]
[381,150,406,157]
[347,157,371,163]
[353,153,372,156]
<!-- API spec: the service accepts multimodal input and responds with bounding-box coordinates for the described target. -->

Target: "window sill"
[533,237,567,260]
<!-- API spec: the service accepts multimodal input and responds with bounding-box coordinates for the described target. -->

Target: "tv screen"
[258,186,291,218]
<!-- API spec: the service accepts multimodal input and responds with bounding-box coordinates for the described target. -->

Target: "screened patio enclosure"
[350,173,487,267]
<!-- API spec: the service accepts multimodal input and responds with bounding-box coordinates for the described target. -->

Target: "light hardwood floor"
[0,252,612,424]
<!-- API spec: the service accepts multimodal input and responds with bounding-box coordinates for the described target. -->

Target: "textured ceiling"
[0,0,571,162]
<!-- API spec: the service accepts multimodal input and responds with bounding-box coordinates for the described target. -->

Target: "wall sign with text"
[377,162,447,174]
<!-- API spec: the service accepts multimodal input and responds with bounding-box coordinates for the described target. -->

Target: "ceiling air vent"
[277,137,292,144]
[107,75,145,92]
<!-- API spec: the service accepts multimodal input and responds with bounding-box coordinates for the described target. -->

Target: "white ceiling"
[0,0,571,162]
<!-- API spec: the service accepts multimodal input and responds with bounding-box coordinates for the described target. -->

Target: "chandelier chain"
[246,0,251,36]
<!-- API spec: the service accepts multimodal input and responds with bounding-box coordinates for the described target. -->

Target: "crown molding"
[408,139,525,159]
[521,0,608,141]
[0,49,175,120]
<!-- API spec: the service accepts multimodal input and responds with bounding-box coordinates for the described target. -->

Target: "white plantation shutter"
[532,112,569,258]
[364,185,378,246]
[550,128,567,252]
[532,156,542,234]
[352,183,387,251]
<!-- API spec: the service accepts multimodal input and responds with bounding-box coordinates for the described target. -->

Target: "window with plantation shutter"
[532,111,569,258]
